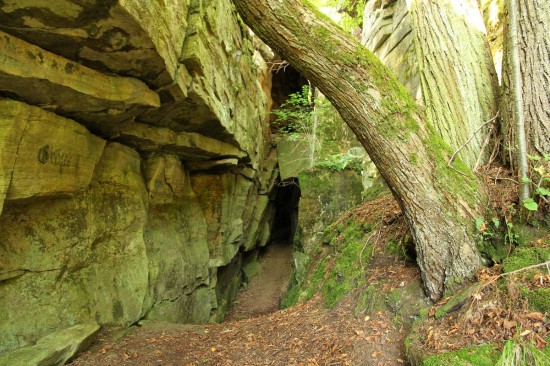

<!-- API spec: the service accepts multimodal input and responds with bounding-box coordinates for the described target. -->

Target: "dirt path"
[226,241,293,321]
[70,295,409,366]
[68,196,431,366]
[70,254,418,366]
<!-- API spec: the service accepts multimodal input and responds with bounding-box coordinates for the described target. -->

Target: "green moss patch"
[421,344,500,366]
[283,217,374,309]
[322,234,372,307]
[502,246,549,273]
[521,286,550,313]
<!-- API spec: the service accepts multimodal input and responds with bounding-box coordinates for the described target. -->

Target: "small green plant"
[315,147,364,173]
[521,153,550,212]
[475,214,518,262]
[272,85,314,139]
[313,0,366,31]
[476,216,501,240]
[496,339,550,366]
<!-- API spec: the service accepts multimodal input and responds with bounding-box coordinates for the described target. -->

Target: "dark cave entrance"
[270,177,301,244]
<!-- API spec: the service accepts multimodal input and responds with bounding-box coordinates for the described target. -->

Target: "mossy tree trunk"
[501,0,550,171]
[233,0,487,300]
[411,0,500,169]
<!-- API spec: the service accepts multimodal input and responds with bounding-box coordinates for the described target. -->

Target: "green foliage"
[311,0,365,31]
[272,85,314,140]
[272,86,366,172]
[315,148,364,173]
[521,153,550,212]
[497,339,550,366]
[475,216,517,264]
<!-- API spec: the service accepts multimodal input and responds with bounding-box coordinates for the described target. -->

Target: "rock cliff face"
[0,0,277,354]
[361,0,421,101]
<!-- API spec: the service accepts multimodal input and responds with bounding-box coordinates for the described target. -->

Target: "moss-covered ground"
[406,222,549,365]
[283,194,413,309]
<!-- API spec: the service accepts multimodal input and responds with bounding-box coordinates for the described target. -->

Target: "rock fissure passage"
[226,241,294,321]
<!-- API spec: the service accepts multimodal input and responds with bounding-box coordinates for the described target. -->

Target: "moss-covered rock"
[297,168,364,253]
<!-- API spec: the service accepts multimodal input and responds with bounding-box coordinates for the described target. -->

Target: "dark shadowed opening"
[270,178,301,243]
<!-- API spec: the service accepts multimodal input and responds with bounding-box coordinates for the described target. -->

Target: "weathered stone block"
[0,99,105,202]
[143,155,211,323]
[0,31,160,127]
[141,0,272,168]
[362,0,421,99]
[0,323,100,366]
[298,169,364,252]
[0,143,149,353]
[0,0,188,88]
[110,121,246,161]
[191,172,255,267]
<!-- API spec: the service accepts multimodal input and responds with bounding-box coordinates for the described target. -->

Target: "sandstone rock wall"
[0,0,276,354]
[362,0,421,101]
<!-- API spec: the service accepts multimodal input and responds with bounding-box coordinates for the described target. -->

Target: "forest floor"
[70,241,416,366]
[69,164,548,366]
[225,241,293,321]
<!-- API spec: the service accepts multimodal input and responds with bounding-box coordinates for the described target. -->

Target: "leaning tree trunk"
[233,0,487,300]
[411,0,500,170]
[501,0,550,169]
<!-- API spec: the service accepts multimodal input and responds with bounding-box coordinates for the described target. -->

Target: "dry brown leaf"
[525,312,545,321]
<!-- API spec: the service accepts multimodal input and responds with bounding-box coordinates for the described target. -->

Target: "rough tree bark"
[233,0,487,300]
[501,0,550,174]
[410,0,500,170]
[361,0,499,170]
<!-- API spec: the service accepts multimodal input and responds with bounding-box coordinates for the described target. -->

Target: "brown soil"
[226,241,293,321]
[70,294,411,366]
[70,250,418,366]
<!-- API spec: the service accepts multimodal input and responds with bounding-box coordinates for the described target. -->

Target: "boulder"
[0,323,100,366]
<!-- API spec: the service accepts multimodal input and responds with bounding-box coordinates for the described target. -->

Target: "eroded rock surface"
[362,0,420,100]
[0,0,277,358]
